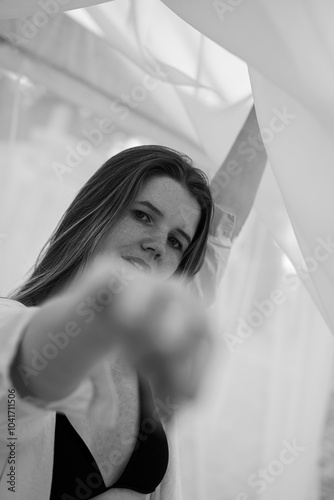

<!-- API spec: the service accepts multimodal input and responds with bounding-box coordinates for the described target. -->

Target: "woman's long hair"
[10,145,214,306]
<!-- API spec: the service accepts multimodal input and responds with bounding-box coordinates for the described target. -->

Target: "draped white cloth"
[161,0,334,335]
[0,0,110,19]
[1,1,334,499]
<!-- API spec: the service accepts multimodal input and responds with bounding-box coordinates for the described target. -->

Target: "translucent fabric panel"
[0,69,146,295]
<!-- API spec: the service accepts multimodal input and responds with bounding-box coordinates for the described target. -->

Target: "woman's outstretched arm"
[9,258,209,407]
[9,265,124,404]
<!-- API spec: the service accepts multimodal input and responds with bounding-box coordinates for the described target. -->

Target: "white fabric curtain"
[177,206,334,500]
[161,0,334,333]
[0,0,109,19]
[1,1,334,499]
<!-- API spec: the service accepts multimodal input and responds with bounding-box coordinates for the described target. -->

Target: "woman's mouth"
[122,256,151,274]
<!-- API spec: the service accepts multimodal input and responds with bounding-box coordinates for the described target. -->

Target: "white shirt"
[0,210,235,500]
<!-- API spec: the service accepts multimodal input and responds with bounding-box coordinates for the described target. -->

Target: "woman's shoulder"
[0,297,26,310]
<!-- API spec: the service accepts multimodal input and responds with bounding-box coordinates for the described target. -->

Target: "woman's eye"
[169,236,183,251]
[132,210,151,222]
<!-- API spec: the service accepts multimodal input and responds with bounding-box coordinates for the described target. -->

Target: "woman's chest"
[66,359,140,488]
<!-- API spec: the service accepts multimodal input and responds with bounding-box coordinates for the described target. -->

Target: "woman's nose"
[141,232,166,259]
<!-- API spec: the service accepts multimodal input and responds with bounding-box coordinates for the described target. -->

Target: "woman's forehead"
[136,176,201,234]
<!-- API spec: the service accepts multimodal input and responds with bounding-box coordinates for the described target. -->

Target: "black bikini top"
[50,375,169,499]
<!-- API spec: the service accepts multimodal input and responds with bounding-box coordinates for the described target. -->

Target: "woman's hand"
[113,272,211,405]
[86,255,212,409]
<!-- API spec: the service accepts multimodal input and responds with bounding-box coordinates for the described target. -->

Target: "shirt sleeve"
[188,207,236,308]
[0,299,119,446]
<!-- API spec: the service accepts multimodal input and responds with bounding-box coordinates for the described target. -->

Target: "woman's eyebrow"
[136,200,192,245]
[137,200,163,217]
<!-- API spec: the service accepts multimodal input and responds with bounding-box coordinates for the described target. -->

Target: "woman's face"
[100,176,201,280]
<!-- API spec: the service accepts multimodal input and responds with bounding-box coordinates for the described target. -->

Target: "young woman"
[0,108,267,500]
[0,144,218,500]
